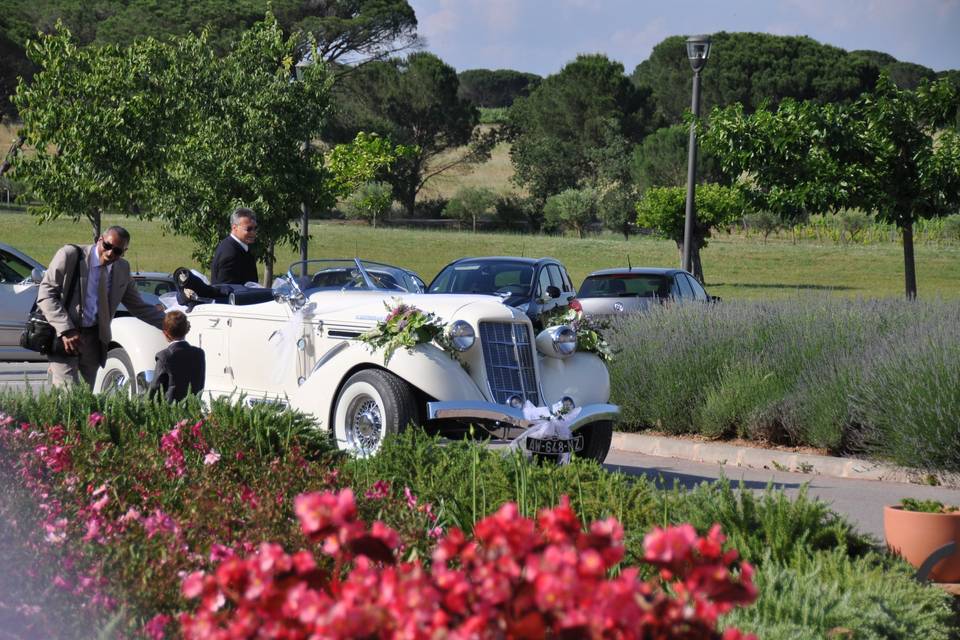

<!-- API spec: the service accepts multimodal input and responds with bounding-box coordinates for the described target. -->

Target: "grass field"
[4,209,960,299]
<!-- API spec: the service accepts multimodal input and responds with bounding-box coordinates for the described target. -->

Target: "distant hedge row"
[608,297,960,472]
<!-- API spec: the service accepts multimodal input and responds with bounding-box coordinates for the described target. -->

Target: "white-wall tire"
[93,348,137,397]
[333,369,416,457]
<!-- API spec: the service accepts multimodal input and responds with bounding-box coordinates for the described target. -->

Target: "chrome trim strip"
[427,401,620,433]
[310,341,349,375]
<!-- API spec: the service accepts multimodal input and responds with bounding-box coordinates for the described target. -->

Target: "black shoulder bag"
[19,245,83,355]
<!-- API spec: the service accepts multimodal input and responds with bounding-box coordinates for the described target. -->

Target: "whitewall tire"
[93,348,137,397]
[333,369,417,457]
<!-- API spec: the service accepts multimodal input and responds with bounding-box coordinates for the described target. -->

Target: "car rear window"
[578,274,672,298]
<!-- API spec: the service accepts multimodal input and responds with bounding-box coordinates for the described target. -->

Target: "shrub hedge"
[608,297,960,472]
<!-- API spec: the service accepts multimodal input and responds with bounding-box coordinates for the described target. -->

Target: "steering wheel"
[495,284,523,296]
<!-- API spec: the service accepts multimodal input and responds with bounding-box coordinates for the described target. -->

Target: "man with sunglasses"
[210,207,259,285]
[37,226,166,388]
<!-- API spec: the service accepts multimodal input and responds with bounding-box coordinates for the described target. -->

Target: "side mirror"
[29,267,45,284]
[709,295,722,303]
[546,285,561,299]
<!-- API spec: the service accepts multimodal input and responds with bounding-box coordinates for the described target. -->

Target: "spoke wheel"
[93,348,137,397]
[333,369,417,457]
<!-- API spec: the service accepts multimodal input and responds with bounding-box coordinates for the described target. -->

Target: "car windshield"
[428,260,535,296]
[578,273,672,298]
[287,259,413,292]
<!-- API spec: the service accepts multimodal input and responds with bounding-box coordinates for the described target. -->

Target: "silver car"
[576,267,716,319]
[0,243,47,361]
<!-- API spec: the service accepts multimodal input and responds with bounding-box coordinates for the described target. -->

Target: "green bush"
[609,298,960,469]
[724,549,957,639]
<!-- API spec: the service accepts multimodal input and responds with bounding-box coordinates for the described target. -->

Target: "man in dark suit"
[210,207,259,285]
[148,310,205,402]
[37,226,165,387]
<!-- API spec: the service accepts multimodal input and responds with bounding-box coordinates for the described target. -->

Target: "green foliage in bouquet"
[359,299,456,365]
[541,306,615,363]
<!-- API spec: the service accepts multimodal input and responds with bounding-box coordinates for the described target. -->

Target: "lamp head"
[686,35,712,73]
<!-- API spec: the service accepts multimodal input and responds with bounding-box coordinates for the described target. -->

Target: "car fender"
[108,316,167,375]
[288,340,484,428]
[537,352,610,407]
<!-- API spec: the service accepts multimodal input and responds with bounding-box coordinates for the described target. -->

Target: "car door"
[0,249,39,354]
[684,274,709,301]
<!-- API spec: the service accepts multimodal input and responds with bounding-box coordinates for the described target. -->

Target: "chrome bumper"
[426,401,620,435]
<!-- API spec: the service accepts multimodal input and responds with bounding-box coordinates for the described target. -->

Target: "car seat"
[607,279,627,295]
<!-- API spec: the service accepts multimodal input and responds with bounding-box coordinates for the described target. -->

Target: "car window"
[537,267,552,297]
[578,274,672,298]
[134,278,175,297]
[675,274,694,298]
[429,261,534,295]
[546,265,565,291]
[560,267,574,292]
[0,250,33,283]
[685,274,708,301]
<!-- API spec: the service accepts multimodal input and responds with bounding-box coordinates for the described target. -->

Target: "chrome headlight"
[536,325,577,358]
[448,320,475,351]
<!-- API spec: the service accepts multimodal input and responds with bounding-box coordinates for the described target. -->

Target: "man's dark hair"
[105,225,131,243]
[162,310,190,339]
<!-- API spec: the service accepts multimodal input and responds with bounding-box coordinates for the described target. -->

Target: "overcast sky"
[407,0,960,76]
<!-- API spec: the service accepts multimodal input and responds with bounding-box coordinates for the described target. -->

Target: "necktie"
[97,266,110,336]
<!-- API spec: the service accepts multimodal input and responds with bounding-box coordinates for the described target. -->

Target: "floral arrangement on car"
[542,306,615,363]
[359,299,459,366]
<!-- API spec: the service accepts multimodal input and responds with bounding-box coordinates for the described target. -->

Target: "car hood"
[305,290,519,324]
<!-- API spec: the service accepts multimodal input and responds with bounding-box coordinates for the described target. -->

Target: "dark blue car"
[427,256,577,329]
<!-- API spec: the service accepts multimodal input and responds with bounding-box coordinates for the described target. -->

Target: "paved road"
[0,361,48,392]
[603,449,960,541]
[4,365,958,541]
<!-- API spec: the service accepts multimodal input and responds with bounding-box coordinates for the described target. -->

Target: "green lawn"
[4,209,960,299]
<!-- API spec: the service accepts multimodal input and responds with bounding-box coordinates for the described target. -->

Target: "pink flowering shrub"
[181,488,757,639]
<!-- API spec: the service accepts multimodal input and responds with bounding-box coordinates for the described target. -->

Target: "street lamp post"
[295,52,314,277]
[682,34,711,276]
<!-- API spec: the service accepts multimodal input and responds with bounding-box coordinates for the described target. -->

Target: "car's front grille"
[478,321,539,406]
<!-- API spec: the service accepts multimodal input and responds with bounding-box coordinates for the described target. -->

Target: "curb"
[611,432,924,484]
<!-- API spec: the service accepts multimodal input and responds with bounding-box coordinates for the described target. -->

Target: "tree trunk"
[621,222,630,241]
[88,209,102,242]
[692,246,705,284]
[902,220,917,299]
[472,215,477,233]
[263,239,275,287]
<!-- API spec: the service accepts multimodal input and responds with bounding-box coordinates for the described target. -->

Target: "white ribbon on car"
[268,303,314,384]
[508,400,583,464]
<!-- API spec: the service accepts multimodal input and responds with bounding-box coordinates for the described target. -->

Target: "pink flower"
[364,480,390,500]
[144,509,178,539]
[87,412,104,427]
[203,450,221,466]
[404,486,417,509]
[143,614,171,640]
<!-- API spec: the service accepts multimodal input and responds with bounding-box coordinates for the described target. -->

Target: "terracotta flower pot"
[883,505,960,582]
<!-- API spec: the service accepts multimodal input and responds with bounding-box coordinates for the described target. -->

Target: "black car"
[428,256,577,329]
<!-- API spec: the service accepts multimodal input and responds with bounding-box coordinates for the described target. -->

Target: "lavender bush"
[608,297,960,471]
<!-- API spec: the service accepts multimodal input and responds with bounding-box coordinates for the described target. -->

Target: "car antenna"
[627,255,632,271]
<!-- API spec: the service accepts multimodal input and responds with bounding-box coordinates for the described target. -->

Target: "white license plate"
[525,434,584,455]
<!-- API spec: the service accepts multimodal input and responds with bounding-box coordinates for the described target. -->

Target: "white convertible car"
[95,259,619,461]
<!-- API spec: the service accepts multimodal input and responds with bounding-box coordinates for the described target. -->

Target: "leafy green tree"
[507,54,652,201]
[632,32,882,128]
[635,184,744,282]
[457,68,541,108]
[703,75,960,298]
[324,51,493,215]
[742,210,781,243]
[342,180,393,228]
[597,185,639,240]
[11,26,181,239]
[543,187,599,238]
[443,186,497,232]
[0,0,418,114]
[630,124,727,191]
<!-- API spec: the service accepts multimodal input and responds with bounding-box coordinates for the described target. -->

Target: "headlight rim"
[448,319,476,352]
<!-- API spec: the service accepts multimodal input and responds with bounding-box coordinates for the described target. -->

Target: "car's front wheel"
[93,347,137,396]
[333,369,417,457]
[575,420,613,464]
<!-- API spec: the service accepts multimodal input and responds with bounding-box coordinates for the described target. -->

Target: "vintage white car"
[95,258,619,461]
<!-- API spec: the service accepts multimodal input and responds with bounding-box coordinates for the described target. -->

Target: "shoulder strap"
[62,244,83,311]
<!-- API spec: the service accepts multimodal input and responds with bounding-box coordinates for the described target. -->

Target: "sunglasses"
[243,225,258,232]
[101,240,127,256]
